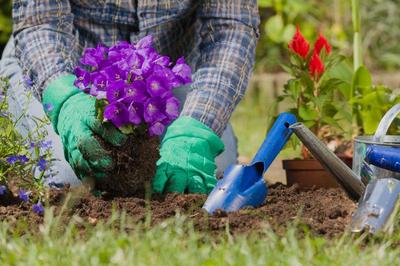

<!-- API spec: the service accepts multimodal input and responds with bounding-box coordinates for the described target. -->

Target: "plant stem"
[352,0,363,70]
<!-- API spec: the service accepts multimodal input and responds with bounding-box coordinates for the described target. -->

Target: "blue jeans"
[0,37,238,187]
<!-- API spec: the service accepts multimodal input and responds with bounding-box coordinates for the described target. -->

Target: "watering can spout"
[290,123,365,200]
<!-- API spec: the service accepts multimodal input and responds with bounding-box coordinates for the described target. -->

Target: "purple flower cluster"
[74,35,192,136]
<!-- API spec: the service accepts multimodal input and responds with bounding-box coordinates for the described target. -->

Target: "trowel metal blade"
[350,178,400,234]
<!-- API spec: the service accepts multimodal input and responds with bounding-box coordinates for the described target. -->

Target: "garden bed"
[0,184,356,237]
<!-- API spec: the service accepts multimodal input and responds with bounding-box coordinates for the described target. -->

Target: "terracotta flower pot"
[282,157,353,189]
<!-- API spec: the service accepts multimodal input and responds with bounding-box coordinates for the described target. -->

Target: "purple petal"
[154,56,170,67]
[44,103,54,112]
[106,80,126,103]
[74,66,91,91]
[148,122,165,136]
[103,65,127,82]
[37,158,47,171]
[123,80,148,104]
[0,185,7,195]
[146,73,170,97]
[144,98,166,123]
[6,156,19,164]
[165,96,180,120]
[80,44,108,67]
[172,57,192,84]
[104,102,129,128]
[135,35,153,49]
[91,71,108,97]
[127,102,143,125]
[18,189,29,202]
[32,202,44,214]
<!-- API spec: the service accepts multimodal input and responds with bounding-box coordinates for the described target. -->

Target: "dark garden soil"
[0,184,356,237]
[94,135,160,197]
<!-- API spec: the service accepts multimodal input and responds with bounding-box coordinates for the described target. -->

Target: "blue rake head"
[203,113,297,214]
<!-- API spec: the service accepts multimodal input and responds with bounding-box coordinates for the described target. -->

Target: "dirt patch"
[0,184,356,237]
[94,134,160,197]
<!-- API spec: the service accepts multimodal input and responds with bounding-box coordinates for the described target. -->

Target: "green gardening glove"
[42,74,127,180]
[152,116,224,194]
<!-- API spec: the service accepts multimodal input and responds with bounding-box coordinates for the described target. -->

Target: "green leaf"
[351,66,372,94]
[265,15,284,43]
[119,125,135,135]
[299,106,318,121]
[258,0,273,8]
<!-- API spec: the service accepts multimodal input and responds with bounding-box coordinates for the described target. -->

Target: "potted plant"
[279,26,354,188]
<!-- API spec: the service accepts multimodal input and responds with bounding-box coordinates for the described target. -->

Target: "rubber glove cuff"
[162,116,225,158]
[42,74,80,132]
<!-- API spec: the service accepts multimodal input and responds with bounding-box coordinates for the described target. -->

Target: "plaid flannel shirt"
[12,0,259,136]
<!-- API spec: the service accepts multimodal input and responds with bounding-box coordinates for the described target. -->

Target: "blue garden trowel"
[203,113,297,214]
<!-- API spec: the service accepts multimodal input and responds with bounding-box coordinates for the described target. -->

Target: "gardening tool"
[350,104,400,234]
[202,113,297,214]
[365,146,400,173]
[289,123,365,200]
[353,104,400,182]
[350,178,400,234]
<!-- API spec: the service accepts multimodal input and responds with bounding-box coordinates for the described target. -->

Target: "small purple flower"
[91,71,108,98]
[154,56,170,67]
[80,44,108,67]
[148,121,165,136]
[165,96,180,120]
[32,201,44,215]
[135,35,153,49]
[172,57,192,84]
[106,81,126,103]
[74,66,91,91]
[6,156,19,164]
[146,73,171,97]
[6,155,29,164]
[127,102,143,125]
[104,102,129,128]
[19,189,29,202]
[44,103,54,112]
[123,80,148,104]
[23,75,33,87]
[144,98,166,123]
[103,65,127,83]
[0,185,6,195]
[37,158,47,171]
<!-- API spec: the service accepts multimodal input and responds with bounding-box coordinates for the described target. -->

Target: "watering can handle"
[374,104,400,143]
[251,112,297,168]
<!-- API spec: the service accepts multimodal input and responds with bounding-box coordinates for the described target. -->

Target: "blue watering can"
[203,113,297,214]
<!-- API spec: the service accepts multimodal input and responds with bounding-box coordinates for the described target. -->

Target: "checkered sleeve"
[12,0,78,99]
[180,0,260,136]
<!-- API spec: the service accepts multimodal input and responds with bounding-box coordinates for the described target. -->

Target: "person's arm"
[13,1,126,181]
[13,0,78,98]
[181,0,260,136]
[152,0,259,194]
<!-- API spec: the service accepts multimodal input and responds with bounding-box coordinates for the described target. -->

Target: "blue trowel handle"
[252,112,297,168]
[365,146,400,173]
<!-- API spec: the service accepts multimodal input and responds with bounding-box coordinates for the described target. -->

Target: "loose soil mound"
[0,184,356,237]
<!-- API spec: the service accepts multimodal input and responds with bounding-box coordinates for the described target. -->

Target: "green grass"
[1,210,400,265]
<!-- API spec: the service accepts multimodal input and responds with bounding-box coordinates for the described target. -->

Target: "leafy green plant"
[0,77,53,212]
[279,28,351,150]
[350,0,400,135]
[0,0,12,46]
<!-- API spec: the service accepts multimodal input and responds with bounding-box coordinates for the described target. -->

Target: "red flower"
[314,32,331,55]
[309,51,324,78]
[288,26,310,58]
